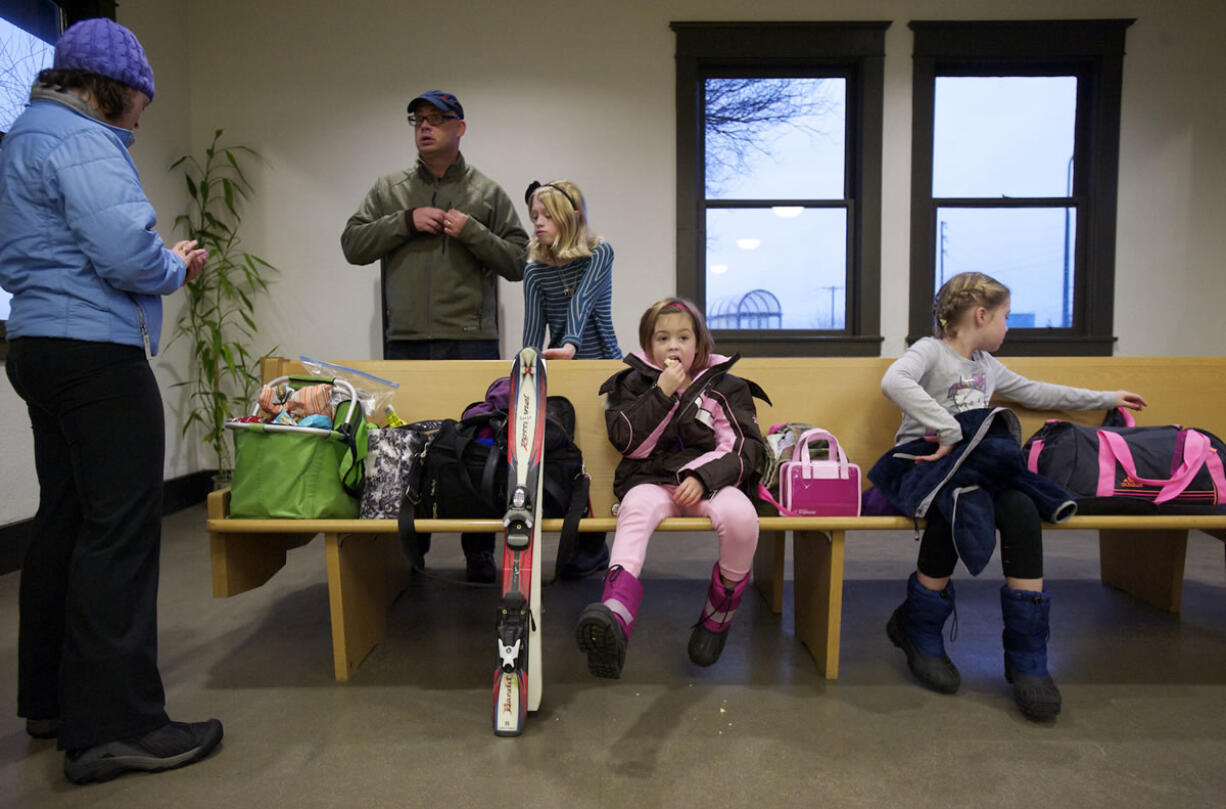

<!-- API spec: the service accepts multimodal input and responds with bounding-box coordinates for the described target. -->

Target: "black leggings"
[916,488,1044,579]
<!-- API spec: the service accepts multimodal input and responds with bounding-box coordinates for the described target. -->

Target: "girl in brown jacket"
[575,298,768,678]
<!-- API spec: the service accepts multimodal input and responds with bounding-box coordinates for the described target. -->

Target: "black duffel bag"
[398,396,593,580]
[1023,408,1226,514]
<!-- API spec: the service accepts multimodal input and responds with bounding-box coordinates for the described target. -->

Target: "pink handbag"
[757,427,862,516]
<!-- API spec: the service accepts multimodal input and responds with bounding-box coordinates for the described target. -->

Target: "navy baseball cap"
[407,90,464,119]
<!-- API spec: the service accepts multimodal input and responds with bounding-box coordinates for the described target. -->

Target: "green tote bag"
[227,376,365,519]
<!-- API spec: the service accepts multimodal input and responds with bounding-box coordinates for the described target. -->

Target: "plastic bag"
[299,355,398,418]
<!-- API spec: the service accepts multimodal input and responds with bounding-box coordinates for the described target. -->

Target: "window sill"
[906,331,1117,357]
[712,332,883,357]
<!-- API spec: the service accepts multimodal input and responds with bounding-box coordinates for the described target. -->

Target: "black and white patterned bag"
[359,422,441,519]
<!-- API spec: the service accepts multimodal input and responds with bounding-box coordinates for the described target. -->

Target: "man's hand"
[412,207,447,234]
[443,208,469,237]
[1115,391,1148,411]
[171,240,209,283]
[543,343,577,360]
[673,476,705,506]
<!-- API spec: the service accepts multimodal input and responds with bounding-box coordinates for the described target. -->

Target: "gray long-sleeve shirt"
[882,337,1117,446]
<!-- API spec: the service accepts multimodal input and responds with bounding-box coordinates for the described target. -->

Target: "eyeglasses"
[407,112,459,128]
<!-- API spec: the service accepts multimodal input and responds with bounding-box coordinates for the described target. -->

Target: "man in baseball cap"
[341,91,527,582]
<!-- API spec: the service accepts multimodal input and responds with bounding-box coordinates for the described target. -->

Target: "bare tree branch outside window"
[1,20,55,132]
[704,78,838,195]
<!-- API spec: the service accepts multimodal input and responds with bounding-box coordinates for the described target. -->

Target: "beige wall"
[2,0,1225,524]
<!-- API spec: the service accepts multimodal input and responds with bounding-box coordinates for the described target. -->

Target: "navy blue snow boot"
[886,572,961,694]
[1001,586,1062,721]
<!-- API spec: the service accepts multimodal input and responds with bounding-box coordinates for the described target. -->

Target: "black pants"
[916,488,1044,580]
[6,339,169,750]
[387,338,500,558]
[385,339,500,360]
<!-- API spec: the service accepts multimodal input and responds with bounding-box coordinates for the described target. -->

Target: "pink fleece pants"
[609,483,759,580]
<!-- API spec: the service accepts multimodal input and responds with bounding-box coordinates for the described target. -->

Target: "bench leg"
[325,532,413,681]
[1099,529,1188,613]
[207,491,314,597]
[752,529,786,614]
[793,529,845,679]
[210,533,316,597]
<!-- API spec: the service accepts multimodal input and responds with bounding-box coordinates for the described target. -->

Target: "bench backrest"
[259,356,1226,519]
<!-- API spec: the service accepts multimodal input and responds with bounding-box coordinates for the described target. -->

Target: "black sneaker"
[466,550,498,584]
[64,719,223,785]
[26,718,60,739]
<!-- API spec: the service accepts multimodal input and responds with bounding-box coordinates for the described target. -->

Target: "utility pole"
[1062,155,1073,328]
[818,285,843,329]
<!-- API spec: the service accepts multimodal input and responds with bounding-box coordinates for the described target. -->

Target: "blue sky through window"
[704,78,847,329]
[701,74,1081,333]
[933,76,1078,328]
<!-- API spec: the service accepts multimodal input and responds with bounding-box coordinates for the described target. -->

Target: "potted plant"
[169,129,278,485]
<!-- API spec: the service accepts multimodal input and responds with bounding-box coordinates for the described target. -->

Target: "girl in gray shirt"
[881,272,1145,722]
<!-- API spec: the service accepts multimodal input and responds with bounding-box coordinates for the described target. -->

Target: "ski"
[493,347,546,736]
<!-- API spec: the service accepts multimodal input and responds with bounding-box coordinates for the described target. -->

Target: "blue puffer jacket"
[0,87,185,354]
[868,407,1077,575]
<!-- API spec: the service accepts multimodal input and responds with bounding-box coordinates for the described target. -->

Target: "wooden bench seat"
[207,356,1226,681]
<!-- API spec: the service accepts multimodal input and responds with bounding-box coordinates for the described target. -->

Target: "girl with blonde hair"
[521,180,621,360]
[877,271,1146,721]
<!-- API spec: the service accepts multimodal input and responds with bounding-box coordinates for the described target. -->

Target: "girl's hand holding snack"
[658,357,689,397]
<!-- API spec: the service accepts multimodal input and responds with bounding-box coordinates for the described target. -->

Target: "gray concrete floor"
[1,505,1225,808]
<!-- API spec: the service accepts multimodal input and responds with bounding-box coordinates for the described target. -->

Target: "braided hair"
[932,272,1010,338]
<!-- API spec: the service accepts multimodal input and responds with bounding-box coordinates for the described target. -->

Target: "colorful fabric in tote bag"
[227,376,366,518]
[757,427,862,516]
[1023,407,1226,513]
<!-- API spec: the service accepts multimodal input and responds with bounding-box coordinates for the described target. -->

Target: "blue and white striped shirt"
[522,240,622,359]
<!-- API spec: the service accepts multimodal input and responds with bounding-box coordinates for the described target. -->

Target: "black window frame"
[908,19,1134,356]
[673,21,889,357]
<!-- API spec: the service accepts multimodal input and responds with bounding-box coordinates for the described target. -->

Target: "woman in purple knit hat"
[0,18,221,784]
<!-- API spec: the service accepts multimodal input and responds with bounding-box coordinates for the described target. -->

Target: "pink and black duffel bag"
[1023,408,1226,514]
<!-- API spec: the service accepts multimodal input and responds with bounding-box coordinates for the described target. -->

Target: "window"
[908,19,1134,355]
[673,22,889,356]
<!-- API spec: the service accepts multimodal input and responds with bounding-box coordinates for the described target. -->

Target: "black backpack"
[398,396,593,579]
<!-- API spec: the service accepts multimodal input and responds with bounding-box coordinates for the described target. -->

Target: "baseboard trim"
[0,470,216,575]
[164,470,217,515]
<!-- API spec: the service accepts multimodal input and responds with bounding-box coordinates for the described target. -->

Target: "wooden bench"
[207,356,1226,682]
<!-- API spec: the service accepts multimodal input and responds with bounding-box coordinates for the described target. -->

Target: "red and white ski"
[492,348,546,736]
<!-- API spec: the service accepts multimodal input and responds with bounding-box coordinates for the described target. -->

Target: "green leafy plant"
[169,129,277,482]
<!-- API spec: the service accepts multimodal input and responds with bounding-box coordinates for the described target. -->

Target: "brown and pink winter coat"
[600,352,770,501]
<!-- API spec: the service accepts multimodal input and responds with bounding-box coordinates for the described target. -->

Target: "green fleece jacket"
[341,153,527,342]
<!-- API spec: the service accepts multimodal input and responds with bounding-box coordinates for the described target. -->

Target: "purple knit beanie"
[54,18,155,101]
